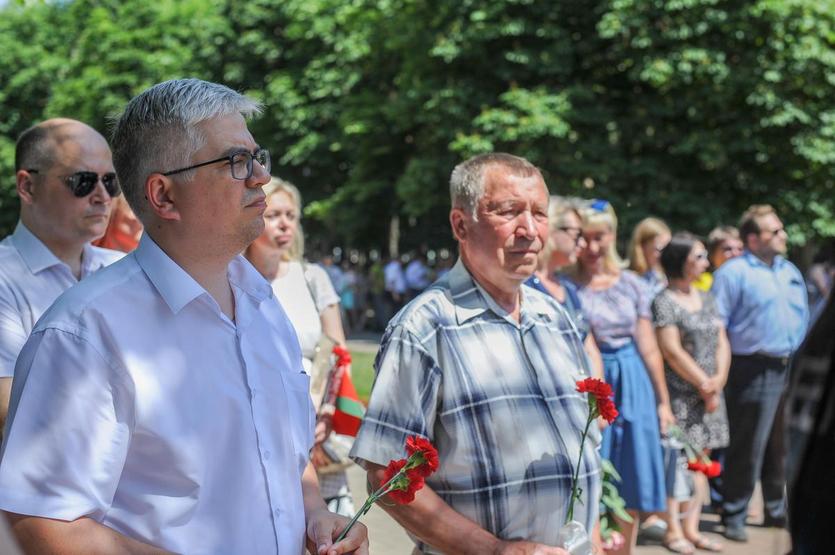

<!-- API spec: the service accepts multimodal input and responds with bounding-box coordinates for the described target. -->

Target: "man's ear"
[450,208,469,243]
[146,173,181,222]
[16,170,37,205]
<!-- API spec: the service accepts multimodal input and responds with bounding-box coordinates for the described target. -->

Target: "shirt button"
[274,508,281,516]
[263,450,271,460]
[251,388,257,398]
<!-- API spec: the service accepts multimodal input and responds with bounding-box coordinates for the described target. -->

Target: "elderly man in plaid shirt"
[350,153,601,554]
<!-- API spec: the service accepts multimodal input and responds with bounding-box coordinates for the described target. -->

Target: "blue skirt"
[600,342,666,512]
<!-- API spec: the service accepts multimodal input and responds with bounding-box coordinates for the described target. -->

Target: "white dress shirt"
[0,222,122,377]
[0,234,314,555]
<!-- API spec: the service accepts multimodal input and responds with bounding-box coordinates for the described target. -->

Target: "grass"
[351,350,376,405]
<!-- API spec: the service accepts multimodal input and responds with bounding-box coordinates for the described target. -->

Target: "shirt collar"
[133,234,272,315]
[10,221,64,274]
[448,259,551,327]
[743,250,786,269]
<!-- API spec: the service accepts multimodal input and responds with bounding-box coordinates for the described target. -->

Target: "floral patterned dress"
[652,289,730,451]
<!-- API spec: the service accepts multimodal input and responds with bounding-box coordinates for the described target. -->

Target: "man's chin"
[508,262,537,280]
[86,224,109,242]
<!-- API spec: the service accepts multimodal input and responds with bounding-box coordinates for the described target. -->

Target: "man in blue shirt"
[712,204,809,542]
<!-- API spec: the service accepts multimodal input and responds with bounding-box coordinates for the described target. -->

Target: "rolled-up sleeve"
[0,328,134,522]
[350,324,441,467]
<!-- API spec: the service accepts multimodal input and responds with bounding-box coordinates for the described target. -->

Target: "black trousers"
[721,354,789,527]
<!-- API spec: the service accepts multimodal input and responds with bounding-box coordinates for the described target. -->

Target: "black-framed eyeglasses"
[162,147,271,180]
[27,169,121,198]
[557,226,583,245]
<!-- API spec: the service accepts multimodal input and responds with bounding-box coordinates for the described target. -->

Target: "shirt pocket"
[281,371,315,474]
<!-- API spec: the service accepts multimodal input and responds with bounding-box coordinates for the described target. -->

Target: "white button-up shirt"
[0,222,122,377]
[0,234,314,554]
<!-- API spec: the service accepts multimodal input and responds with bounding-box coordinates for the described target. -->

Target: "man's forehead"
[758,213,781,228]
[482,166,547,201]
[197,113,256,149]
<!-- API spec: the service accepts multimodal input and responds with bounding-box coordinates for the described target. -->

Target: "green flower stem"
[334,469,403,543]
[566,411,595,524]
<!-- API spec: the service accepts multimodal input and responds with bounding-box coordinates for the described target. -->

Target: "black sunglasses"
[28,169,121,198]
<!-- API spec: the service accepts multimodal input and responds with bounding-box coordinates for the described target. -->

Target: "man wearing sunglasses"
[0,118,123,437]
[0,80,367,555]
[711,204,809,542]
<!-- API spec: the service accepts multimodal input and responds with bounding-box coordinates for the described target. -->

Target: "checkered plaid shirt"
[350,260,601,553]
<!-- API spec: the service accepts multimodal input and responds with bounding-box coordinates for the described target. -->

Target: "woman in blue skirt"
[568,200,674,555]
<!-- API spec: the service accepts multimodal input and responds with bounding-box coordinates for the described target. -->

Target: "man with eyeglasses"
[0,118,123,437]
[711,204,809,542]
[0,80,367,555]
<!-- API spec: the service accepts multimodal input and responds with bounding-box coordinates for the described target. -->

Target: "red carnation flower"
[405,435,440,477]
[596,397,619,424]
[687,460,706,473]
[576,377,613,399]
[577,378,618,424]
[686,458,721,478]
[704,460,722,478]
[381,459,425,504]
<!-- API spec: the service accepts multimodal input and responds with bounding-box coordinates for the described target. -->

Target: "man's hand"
[493,540,569,555]
[310,445,332,469]
[306,508,368,555]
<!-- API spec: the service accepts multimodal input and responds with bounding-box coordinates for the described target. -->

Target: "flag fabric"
[332,370,365,437]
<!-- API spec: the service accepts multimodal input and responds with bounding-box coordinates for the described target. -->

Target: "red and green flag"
[332,371,365,437]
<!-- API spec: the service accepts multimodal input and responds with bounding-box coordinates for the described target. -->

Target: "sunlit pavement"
[345,338,791,554]
[346,463,790,554]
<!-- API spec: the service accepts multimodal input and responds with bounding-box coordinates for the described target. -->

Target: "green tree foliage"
[1,0,833,251]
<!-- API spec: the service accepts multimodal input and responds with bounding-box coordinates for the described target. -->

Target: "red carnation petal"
[405,436,440,477]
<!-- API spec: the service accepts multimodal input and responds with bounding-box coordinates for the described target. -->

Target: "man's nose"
[89,178,113,203]
[248,158,271,188]
[516,211,536,238]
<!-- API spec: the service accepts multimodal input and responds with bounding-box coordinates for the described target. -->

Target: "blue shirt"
[711,251,809,357]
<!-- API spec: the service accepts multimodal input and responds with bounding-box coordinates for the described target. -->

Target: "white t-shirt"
[271,262,340,371]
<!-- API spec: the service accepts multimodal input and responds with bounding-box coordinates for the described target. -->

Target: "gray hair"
[450,152,542,220]
[110,78,262,221]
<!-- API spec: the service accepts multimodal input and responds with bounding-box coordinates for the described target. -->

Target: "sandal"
[691,535,723,552]
[663,537,695,554]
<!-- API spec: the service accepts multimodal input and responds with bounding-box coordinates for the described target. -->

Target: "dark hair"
[14,124,52,172]
[739,204,777,246]
[660,232,700,280]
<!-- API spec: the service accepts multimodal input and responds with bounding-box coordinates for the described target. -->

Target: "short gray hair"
[450,153,542,219]
[111,78,262,221]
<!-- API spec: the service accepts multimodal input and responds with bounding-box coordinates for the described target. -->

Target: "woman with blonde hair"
[628,217,672,297]
[526,196,604,380]
[693,226,743,292]
[569,199,673,555]
[244,177,355,516]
